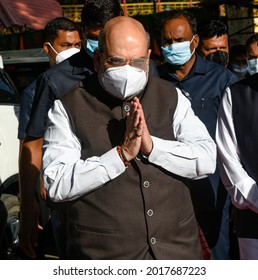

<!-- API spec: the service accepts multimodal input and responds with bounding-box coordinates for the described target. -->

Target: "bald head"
[95,16,150,99]
[99,16,149,58]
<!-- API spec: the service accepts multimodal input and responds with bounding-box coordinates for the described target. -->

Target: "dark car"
[0,50,57,259]
[0,54,20,259]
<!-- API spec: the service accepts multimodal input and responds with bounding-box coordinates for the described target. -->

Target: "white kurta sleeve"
[148,88,216,179]
[43,89,217,202]
[216,87,258,214]
[42,100,126,202]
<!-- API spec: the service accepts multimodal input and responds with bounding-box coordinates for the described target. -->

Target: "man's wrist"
[117,146,130,167]
[141,138,153,158]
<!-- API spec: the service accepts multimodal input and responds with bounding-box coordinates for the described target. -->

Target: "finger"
[133,97,140,105]
[38,224,44,230]
[126,106,140,133]
[132,102,144,132]
[133,119,143,137]
[133,109,141,129]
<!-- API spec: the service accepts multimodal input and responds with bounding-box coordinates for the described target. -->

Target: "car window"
[4,62,48,93]
[0,69,19,104]
[1,49,49,93]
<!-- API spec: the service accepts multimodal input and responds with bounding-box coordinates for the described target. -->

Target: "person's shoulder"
[38,49,92,80]
[149,59,159,77]
[36,64,61,85]
[22,79,37,94]
[204,58,231,73]
[59,73,97,101]
[230,73,258,91]
[147,75,177,93]
[202,58,238,81]
[222,66,238,82]
[39,57,74,79]
[157,62,170,78]
[201,57,224,71]
[149,74,172,84]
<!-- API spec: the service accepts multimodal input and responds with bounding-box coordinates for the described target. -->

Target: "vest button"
[143,181,150,188]
[124,104,130,112]
[150,237,156,244]
[147,209,153,216]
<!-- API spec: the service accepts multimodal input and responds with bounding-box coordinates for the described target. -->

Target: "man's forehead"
[202,36,228,47]
[107,27,146,43]
[164,17,188,27]
[163,19,191,36]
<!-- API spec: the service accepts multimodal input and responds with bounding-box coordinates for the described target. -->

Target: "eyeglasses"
[105,56,149,70]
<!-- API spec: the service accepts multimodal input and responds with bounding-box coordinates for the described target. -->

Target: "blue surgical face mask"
[247,58,258,75]
[161,36,195,65]
[231,63,248,75]
[86,39,98,58]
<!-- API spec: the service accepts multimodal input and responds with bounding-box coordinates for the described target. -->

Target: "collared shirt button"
[150,237,156,244]
[143,181,150,188]
[147,209,153,216]
[124,104,130,112]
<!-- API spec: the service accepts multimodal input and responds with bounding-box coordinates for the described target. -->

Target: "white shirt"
[42,88,216,202]
[216,87,258,214]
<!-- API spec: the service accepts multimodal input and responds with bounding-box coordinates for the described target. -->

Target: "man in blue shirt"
[158,9,238,259]
[18,17,81,140]
[18,17,81,259]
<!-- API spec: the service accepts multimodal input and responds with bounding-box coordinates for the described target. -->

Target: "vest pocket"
[73,224,116,235]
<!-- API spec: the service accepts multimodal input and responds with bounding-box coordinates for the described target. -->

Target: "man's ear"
[43,42,50,55]
[193,34,199,49]
[148,49,152,60]
[94,48,101,72]
[43,42,49,55]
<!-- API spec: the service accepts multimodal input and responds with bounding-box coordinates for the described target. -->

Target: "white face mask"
[100,65,147,100]
[47,43,80,64]
[247,58,258,75]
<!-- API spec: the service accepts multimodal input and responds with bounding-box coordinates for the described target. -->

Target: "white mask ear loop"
[47,42,59,55]
[190,35,196,56]
[190,35,196,43]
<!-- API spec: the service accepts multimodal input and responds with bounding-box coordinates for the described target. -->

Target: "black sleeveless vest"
[60,75,202,259]
[231,74,258,238]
